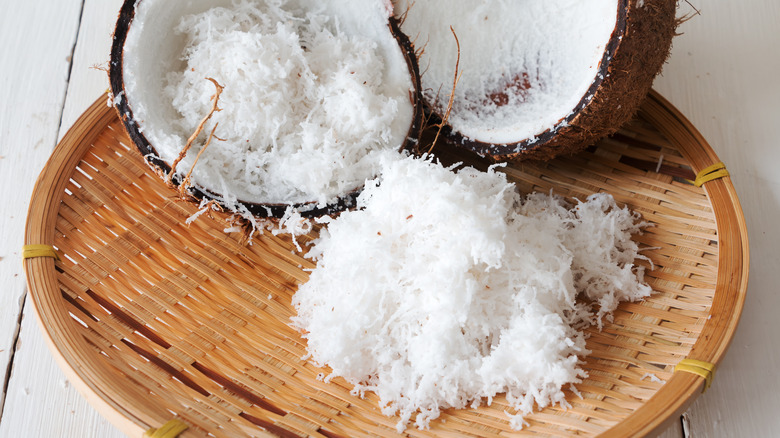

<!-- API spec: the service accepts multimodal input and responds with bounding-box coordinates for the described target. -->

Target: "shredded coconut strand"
[272,206,313,251]
[124,0,413,209]
[642,373,666,384]
[292,154,651,432]
[166,1,403,205]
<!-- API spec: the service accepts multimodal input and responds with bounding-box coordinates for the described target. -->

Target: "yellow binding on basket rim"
[22,244,61,261]
[688,162,729,187]
[144,419,189,438]
[675,359,716,392]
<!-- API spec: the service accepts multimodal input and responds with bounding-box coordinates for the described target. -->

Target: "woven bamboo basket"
[24,90,748,437]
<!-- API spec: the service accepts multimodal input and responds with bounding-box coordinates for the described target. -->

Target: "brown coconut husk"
[429,0,678,162]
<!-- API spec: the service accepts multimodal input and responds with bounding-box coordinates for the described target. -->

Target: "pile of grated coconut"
[147,0,412,208]
[292,154,651,432]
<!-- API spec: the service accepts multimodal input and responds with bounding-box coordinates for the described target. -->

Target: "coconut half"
[110,0,422,218]
[395,0,676,161]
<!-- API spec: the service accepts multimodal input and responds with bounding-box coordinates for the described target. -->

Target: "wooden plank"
[0,0,125,436]
[0,0,84,416]
[653,0,780,436]
[59,0,121,135]
[0,309,123,437]
[656,418,683,438]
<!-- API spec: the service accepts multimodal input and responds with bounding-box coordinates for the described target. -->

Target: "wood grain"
[0,0,84,415]
[0,0,125,437]
[652,1,780,436]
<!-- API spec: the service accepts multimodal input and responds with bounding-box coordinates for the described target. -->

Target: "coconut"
[395,0,677,161]
[109,0,422,218]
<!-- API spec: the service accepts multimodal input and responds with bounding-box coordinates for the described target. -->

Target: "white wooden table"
[1,1,778,436]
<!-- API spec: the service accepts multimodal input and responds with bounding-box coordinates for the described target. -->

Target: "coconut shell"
[434,0,678,162]
[109,0,423,219]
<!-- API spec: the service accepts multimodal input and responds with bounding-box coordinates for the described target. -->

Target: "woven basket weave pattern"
[24,91,747,437]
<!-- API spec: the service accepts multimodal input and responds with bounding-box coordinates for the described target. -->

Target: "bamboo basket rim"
[23,90,749,437]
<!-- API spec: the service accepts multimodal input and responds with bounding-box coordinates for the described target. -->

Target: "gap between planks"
[0,0,86,423]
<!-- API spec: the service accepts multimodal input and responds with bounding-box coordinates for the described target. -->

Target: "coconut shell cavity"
[110,0,422,218]
[395,0,677,161]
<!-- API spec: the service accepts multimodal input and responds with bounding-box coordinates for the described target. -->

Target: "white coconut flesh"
[396,0,619,146]
[121,0,415,208]
[293,155,652,431]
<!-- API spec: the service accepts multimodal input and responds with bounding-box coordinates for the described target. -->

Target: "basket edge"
[23,95,151,438]
[600,89,750,438]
